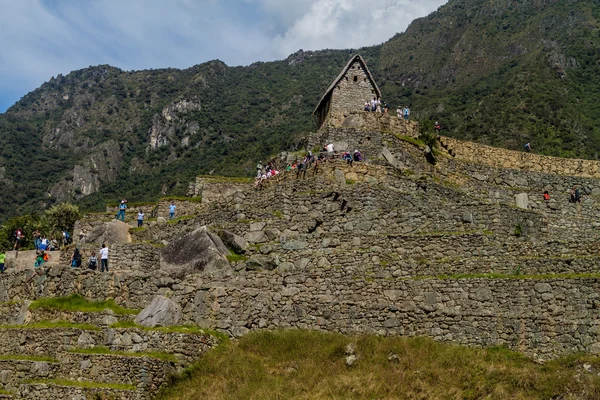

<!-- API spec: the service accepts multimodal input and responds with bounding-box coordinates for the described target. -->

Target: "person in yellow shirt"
[0,251,6,273]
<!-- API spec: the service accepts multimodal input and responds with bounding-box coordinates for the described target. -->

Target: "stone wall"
[1,265,599,360]
[327,59,378,126]
[110,244,161,271]
[441,136,600,178]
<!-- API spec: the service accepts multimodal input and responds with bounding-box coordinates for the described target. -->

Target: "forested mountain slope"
[0,0,598,221]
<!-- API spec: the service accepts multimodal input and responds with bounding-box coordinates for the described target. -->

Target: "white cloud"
[0,0,448,111]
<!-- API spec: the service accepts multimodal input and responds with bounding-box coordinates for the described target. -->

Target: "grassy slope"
[158,330,600,400]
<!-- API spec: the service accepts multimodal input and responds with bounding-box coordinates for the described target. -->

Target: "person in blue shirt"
[116,199,127,221]
[169,202,177,220]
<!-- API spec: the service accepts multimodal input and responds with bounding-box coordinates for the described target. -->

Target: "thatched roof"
[313,54,381,115]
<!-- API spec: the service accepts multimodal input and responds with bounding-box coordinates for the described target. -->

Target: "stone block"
[515,193,529,209]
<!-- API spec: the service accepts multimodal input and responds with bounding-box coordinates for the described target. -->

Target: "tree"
[44,203,81,238]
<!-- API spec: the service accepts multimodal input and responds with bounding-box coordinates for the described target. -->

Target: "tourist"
[524,142,532,152]
[434,121,441,133]
[116,199,128,221]
[13,227,23,251]
[543,191,550,202]
[364,101,370,111]
[403,106,410,121]
[34,251,45,268]
[325,143,335,158]
[88,252,98,271]
[376,97,382,113]
[383,102,390,114]
[71,248,82,268]
[137,210,145,227]
[100,243,109,272]
[39,236,49,251]
[342,151,353,166]
[32,229,41,250]
[397,106,402,120]
[0,250,5,273]
[353,150,363,162]
[169,201,177,220]
[371,97,377,112]
[62,230,72,246]
[256,162,263,178]
[49,237,58,251]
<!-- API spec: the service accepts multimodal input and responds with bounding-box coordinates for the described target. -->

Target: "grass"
[227,254,248,262]
[395,134,426,148]
[24,379,135,391]
[160,195,203,203]
[29,294,138,315]
[0,321,100,330]
[156,330,600,400]
[0,354,57,362]
[167,215,196,224]
[0,389,13,396]
[68,346,177,362]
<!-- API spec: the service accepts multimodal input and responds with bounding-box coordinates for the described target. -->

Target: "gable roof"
[313,54,381,115]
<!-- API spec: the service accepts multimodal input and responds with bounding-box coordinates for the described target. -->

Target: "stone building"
[313,54,381,130]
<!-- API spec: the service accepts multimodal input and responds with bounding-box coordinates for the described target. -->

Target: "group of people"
[117,198,177,224]
[70,243,109,272]
[541,186,583,204]
[362,98,411,121]
[12,227,70,252]
[342,150,363,166]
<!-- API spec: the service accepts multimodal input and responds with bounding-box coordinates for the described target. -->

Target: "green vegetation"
[29,294,138,315]
[24,379,135,391]
[1,0,599,224]
[0,321,100,331]
[226,254,248,263]
[514,224,523,237]
[160,195,202,203]
[0,354,57,362]
[68,346,177,362]
[157,330,600,400]
[167,215,196,224]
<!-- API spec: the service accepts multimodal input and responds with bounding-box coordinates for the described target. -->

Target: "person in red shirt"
[543,191,550,202]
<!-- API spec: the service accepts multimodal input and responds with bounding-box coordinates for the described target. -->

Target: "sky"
[0,0,448,112]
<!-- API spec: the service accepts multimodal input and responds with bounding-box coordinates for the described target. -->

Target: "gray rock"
[282,240,307,250]
[157,217,167,226]
[346,354,358,366]
[515,193,529,209]
[244,230,267,244]
[381,147,406,169]
[82,219,132,245]
[219,230,249,254]
[161,226,230,274]
[135,295,182,328]
[16,300,32,325]
[249,222,266,231]
[334,169,347,188]
[77,331,96,347]
[534,283,552,293]
[0,370,13,384]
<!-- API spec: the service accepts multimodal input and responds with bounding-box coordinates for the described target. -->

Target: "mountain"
[0,0,599,222]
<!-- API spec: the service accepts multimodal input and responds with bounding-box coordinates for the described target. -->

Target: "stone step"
[0,303,136,327]
[56,352,175,390]
[0,353,174,391]
[0,327,216,364]
[17,382,140,400]
[0,359,59,391]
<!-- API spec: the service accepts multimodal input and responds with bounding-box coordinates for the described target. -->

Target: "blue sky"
[0,0,448,113]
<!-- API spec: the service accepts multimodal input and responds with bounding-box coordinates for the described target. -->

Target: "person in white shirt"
[137,211,144,227]
[99,243,109,272]
[325,143,335,159]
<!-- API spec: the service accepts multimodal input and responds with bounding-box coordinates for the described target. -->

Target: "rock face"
[135,295,182,327]
[81,220,131,245]
[160,226,230,273]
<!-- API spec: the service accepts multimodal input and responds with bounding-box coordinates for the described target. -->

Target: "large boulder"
[135,295,181,327]
[161,226,230,274]
[81,220,131,245]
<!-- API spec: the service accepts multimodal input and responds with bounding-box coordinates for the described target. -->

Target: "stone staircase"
[0,303,219,399]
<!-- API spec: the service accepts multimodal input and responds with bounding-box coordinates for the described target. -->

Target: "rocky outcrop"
[160,226,230,274]
[134,295,182,327]
[80,220,131,245]
[48,140,123,201]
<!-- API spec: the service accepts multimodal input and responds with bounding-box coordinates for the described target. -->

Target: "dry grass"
[157,330,600,400]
